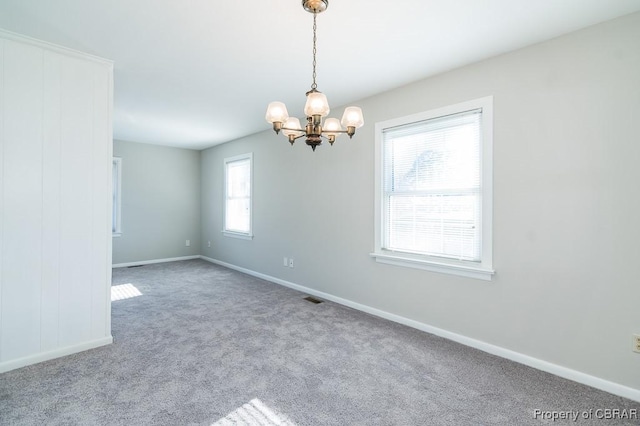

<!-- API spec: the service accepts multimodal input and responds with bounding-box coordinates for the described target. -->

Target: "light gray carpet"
[1,259,638,425]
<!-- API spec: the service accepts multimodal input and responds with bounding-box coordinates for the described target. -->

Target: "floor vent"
[304,296,323,304]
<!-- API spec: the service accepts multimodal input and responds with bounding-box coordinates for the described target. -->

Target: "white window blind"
[382,109,482,262]
[224,155,252,235]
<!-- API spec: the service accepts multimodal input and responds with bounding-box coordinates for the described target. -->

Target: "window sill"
[222,231,253,240]
[369,252,494,281]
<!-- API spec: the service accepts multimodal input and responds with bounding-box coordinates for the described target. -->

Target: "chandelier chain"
[311,12,317,90]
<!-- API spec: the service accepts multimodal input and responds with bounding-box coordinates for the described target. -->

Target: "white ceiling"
[1,1,639,150]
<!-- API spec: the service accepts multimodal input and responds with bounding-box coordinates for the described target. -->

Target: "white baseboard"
[0,336,113,374]
[113,255,200,268]
[200,255,640,403]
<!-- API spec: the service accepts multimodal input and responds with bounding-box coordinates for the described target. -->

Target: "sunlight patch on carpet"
[212,398,297,426]
[111,283,143,301]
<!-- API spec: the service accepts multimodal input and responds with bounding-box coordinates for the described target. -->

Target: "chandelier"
[265,0,364,151]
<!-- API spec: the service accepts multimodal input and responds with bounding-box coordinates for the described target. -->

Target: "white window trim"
[222,230,254,240]
[371,97,494,281]
[223,152,254,240]
[112,157,122,237]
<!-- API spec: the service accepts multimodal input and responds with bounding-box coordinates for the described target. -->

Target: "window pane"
[387,194,480,261]
[227,159,250,198]
[225,198,250,233]
[224,154,252,235]
[383,110,482,261]
[112,158,121,234]
[112,161,117,232]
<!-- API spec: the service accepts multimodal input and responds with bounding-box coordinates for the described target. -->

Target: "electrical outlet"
[207,241,211,248]
[289,258,294,268]
[283,257,288,267]
[185,240,190,247]
[633,335,640,353]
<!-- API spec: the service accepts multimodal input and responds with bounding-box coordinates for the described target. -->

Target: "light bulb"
[282,117,304,137]
[304,92,330,117]
[323,118,342,137]
[265,101,289,124]
[341,106,364,128]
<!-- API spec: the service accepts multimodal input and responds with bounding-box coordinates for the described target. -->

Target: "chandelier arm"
[281,125,305,132]
[321,127,357,139]
[320,129,349,135]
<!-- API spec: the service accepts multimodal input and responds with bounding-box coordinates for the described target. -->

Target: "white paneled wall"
[0,30,113,372]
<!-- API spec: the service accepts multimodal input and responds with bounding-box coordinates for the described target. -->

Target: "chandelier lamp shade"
[265,0,364,151]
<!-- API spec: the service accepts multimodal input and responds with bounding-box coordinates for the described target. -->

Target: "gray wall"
[113,140,201,264]
[201,13,640,391]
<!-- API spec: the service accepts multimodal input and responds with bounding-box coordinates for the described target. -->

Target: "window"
[371,97,494,280]
[112,157,122,236]
[223,153,253,239]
